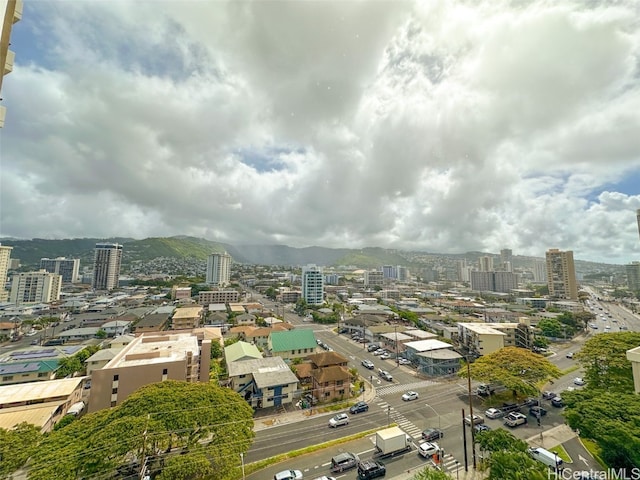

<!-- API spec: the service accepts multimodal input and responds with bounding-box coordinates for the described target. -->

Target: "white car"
[274,470,303,480]
[417,441,440,458]
[402,391,419,401]
[398,358,411,365]
[328,413,349,428]
[484,408,503,419]
[573,377,586,386]
[373,349,384,356]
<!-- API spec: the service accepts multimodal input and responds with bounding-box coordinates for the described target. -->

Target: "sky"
[1,0,640,265]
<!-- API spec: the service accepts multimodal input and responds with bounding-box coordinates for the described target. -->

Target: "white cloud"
[1,0,640,264]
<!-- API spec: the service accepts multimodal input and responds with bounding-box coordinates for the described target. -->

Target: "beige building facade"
[88,332,211,412]
[0,244,12,302]
[171,306,203,330]
[9,270,62,304]
[546,248,579,300]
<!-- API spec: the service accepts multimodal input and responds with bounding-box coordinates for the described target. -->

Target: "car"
[378,370,393,381]
[373,349,384,356]
[313,477,336,480]
[421,428,444,442]
[25,330,37,337]
[402,391,419,401]
[464,414,484,426]
[542,391,557,400]
[380,353,391,360]
[529,406,547,418]
[504,412,528,427]
[350,401,369,414]
[398,358,411,365]
[361,359,375,370]
[589,323,598,329]
[566,352,574,359]
[417,441,440,458]
[30,339,39,345]
[551,396,564,408]
[573,377,586,386]
[274,470,303,480]
[357,460,386,480]
[476,383,496,396]
[474,424,491,433]
[605,326,611,331]
[329,413,349,428]
[522,397,540,407]
[330,452,359,473]
[484,408,503,419]
[367,343,380,352]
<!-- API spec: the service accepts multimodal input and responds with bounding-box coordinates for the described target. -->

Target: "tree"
[0,423,41,478]
[55,356,83,378]
[459,347,561,396]
[487,451,548,480]
[28,381,255,480]
[575,331,640,392]
[157,452,214,480]
[536,318,563,338]
[563,389,640,470]
[574,311,595,330]
[474,428,528,454]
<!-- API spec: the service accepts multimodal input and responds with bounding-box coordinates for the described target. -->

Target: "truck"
[476,383,496,396]
[373,426,411,458]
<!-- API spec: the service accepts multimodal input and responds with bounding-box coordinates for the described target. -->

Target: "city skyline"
[1,1,640,265]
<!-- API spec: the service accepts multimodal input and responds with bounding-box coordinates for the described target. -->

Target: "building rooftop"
[0,402,63,432]
[227,357,298,388]
[404,339,453,352]
[0,377,84,406]
[458,323,508,335]
[104,333,200,368]
[224,341,262,363]
[270,329,317,352]
[172,306,203,319]
[416,349,463,360]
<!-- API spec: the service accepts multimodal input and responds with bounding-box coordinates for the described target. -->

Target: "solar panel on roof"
[0,363,40,374]
[11,350,58,360]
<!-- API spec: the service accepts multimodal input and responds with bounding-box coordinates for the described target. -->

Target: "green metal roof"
[270,329,317,352]
[224,341,262,363]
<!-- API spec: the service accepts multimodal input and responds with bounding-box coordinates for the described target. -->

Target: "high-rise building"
[9,270,62,304]
[533,259,547,283]
[364,270,384,287]
[479,256,494,272]
[382,265,397,279]
[396,266,409,282]
[0,0,22,128]
[627,262,640,293]
[636,209,640,240]
[0,244,13,301]
[206,252,232,286]
[546,249,578,300]
[301,264,324,305]
[92,243,123,291]
[500,249,513,272]
[470,271,519,293]
[40,257,80,283]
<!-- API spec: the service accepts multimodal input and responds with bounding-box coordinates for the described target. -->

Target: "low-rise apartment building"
[227,356,298,409]
[88,332,211,412]
[198,290,240,305]
[457,322,534,357]
[171,306,203,330]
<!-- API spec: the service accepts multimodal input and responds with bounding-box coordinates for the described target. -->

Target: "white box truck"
[374,427,411,458]
[528,447,563,470]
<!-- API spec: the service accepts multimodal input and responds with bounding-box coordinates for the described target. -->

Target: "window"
[113,374,119,381]
[110,401,117,407]
[337,380,343,386]
[324,392,330,397]
[112,388,118,394]
[162,368,168,375]
[2,376,12,381]
[338,389,345,395]
[324,382,329,387]
[239,374,246,378]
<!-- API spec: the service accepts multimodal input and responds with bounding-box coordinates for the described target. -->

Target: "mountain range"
[0,236,624,274]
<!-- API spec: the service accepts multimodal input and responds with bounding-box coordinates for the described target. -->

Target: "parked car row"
[275,450,387,480]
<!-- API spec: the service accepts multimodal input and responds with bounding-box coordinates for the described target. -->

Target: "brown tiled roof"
[312,365,350,383]
[294,362,314,379]
[272,323,294,331]
[307,351,348,368]
[229,326,257,335]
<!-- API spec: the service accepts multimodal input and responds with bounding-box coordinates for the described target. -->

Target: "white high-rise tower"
[206,252,232,286]
[92,243,123,291]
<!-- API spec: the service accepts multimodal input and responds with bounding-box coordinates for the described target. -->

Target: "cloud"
[1,0,640,264]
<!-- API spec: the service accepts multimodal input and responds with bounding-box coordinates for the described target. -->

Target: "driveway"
[562,436,603,473]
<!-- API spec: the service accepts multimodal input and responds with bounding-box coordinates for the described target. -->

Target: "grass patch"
[243,425,396,476]
[547,445,571,463]
[581,438,607,469]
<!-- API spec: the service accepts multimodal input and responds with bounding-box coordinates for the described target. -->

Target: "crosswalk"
[440,452,463,475]
[372,397,423,439]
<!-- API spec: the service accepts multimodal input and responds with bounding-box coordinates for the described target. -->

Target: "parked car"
[373,349,384,356]
[367,344,380,352]
[464,414,484,426]
[476,383,496,397]
[566,352,574,359]
[402,391,419,402]
[573,377,586,386]
[529,406,547,418]
[378,369,393,381]
[501,402,521,414]
[398,358,411,365]
[349,402,369,414]
[329,413,349,428]
[421,428,444,442]
[551,396,564,408]
[380,353,391,360]
[484,408,503,419]
[522,397,540,407]
[417,441,440,458]
[361,360,375,370]
[474,424,491,433]
[274,470,303,480]
[504,412,528,427]
[542,391,557,400]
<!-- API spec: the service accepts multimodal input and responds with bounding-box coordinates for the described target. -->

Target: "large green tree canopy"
[28,381,255,480]
[459,346,561,396]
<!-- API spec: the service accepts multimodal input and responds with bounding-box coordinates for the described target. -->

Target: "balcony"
[3,50,14,75]
[13,0,23,23]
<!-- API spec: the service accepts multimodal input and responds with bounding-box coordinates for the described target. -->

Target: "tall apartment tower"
[627,262,640,292]
[0,0,22,128]
[40,257,80,283]
[10,270,62,304]
[545,249,578,300]
[92,243,123,291]
[500,249,513,272]
[364,270,384,287]
[0,244,12,301]
[206,252,231,286]
[533,259,547,283]
[301,264,324,305]
[479,256,494,272]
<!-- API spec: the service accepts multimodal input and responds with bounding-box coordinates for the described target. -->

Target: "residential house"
[224,341,262,363]
[171,306,203,330]
[268,329,318,363]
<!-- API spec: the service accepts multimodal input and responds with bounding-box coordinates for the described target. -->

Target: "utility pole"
[461,408,468,472]
[466,359,477,469]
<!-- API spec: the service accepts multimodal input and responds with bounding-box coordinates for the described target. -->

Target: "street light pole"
[425,403,441,430]
[240,453,246,480]
[466,359,477,469]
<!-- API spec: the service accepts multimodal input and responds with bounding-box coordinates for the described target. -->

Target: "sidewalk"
[526,424,577,451]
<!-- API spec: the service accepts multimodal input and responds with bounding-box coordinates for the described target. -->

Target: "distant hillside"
[334,248,415,269]
[226,244,351,266]
[124,237,231,262]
